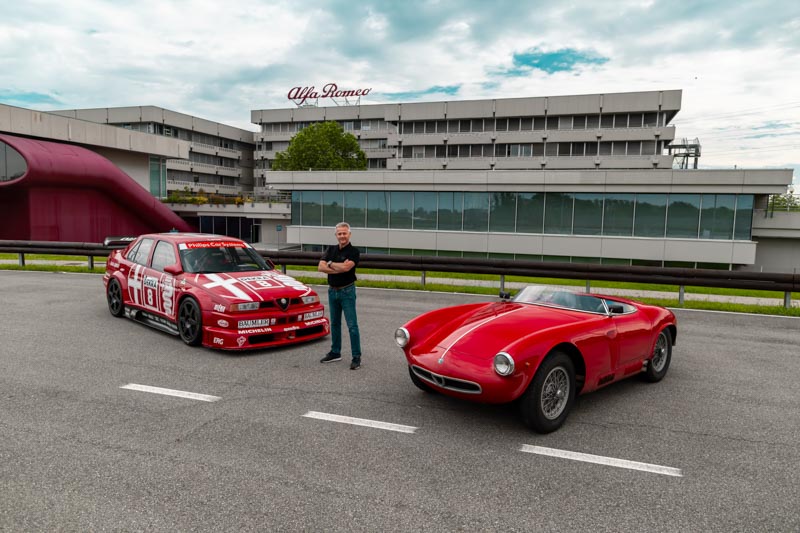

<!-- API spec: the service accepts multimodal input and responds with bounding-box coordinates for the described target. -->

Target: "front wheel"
[642,329,672,382]
[519,351,575,433]
[107,278,125,318]
[178,298,203,346]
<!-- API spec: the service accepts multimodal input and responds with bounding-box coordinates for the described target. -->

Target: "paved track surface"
[1,271,798,532]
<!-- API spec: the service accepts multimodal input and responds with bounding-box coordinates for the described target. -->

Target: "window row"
[401,141,666,159]
[261,119,390,134]
[188,152,239,168]
[118,122,246,150]
[398,113,667,135]
[292,191,753,241]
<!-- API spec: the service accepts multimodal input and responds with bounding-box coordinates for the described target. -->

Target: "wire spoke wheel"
[540,367,570,420]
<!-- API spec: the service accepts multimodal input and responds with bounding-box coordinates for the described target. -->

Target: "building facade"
[251,90,795,270]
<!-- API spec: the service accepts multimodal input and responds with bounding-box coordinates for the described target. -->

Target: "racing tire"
[642,329,672,383]
[408,366,436,393]
[178,297,203,346]
[519,351,575,434]
[107,278,125,318]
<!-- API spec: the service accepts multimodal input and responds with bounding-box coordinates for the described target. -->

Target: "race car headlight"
[301,295,319,304]
[493,352,515,376]
[233,302,259,312]
[394,327,410,348]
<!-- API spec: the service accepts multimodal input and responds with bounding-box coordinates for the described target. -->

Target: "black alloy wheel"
[107,279,125,318]
[178,298,203,346]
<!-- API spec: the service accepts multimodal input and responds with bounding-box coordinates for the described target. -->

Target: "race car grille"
[411,365,482,394]
[259,298,303,310]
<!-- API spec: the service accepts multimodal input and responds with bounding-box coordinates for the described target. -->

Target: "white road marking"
[303,411,417,434]
[120,383,221,402]
[520,445,683,477]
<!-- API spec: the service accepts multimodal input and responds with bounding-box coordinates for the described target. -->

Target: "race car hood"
[426,302,584,361]
[180,270,314,302]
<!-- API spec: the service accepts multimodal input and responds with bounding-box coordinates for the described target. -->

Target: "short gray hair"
[335,222,351,231]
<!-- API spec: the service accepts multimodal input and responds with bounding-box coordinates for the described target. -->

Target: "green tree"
[272,121,367,171]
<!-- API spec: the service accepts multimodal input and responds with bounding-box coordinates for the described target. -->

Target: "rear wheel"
[178,298,203,346]
[519,351,575,433]
[107,279,125,318]
[408,366,435,393]
[642,329,672,382]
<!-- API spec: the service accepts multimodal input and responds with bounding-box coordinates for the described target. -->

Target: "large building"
[251,90,795,270]
[2,90,798,271]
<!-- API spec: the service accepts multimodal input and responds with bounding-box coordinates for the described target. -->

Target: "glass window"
[459,120,471,133]
[734,195,754,240]
[585,142,598,156]
[413,192,437,229]
[366,191,388,228]
[614,114,628,128]
[448,145,459,158]
[463,193,489,232]
[534,117,546,130]
[641,141,656,155]
[344,191,366,228]
[322,191,343,227]
[559,116,573,130]
[603,194,635,236]
[301,191,322,226]
[496,118,508,131]
[517,193,544,233]
[573,193,603,235]
[612,142,626,156]
[507,118,520,131]
[598,142,612,155]
[425,121,436,133]
[471,119,484,132]
[489,192,516,232]
[573,116,586,130]
[643,112,658,127]
[131,238,154,266]
[291,191,302,225]
[520,117,533,131]
[544,192,573,234]
[666,194,701,238]
[0,141,27,182]
[629,113,643,128]
[700,194,736,239]
[600,114,614,128]
[389,192,413,229]
[627,141,641,156]
[546,117,558,130]
[634,194,667,237]
[151,241,177,272]
[586,115,600,129]
[438,192,463,231]
[533,143,544,156]
[545,143,558,156]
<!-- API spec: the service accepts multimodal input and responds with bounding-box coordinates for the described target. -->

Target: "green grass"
[3,260,798,317]
[0,253,104,262]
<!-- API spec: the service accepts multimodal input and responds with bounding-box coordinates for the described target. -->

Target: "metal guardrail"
[1,240,797,307]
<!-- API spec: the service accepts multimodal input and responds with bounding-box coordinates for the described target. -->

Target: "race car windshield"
[180,245,272,274]
[512,286,607,314]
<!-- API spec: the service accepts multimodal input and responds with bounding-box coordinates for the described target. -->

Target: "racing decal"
[237,336,246,347]
[238,327,272,334]
[127,264,145,305]
[304,318,328,327]
[236,272,310,294]
[303,310,324,321]
[161,276,175,317]
[202,274,255,301]
[213,337,224,345]
[217,319,229,328]
[180,241,246,249]
[238,318,277,328]
[213,304,226,312]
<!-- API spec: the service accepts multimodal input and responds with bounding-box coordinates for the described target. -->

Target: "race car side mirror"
[164,263,183,275]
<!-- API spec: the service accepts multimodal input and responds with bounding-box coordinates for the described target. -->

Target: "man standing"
[318,222,362,369]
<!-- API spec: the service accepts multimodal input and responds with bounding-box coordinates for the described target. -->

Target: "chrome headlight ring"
[394,327,410,348]
[493,352,515,376]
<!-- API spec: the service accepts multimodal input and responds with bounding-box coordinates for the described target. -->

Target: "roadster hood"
[430,302,584,360]
[182,270,313,302]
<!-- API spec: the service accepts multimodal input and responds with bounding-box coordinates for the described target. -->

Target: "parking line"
[120,383,221,402]
[303,411,417,434]
[520,445,683,477]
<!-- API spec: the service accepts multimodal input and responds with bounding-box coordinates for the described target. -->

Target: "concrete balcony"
[166,180,243,196]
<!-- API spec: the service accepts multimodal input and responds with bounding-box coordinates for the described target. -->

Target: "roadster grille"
[411,365,482,394]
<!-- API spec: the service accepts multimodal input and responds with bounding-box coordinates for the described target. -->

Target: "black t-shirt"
[321,242,359,288]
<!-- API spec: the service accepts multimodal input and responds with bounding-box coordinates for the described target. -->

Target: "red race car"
[103,233,329,350]
[395,286,676,433]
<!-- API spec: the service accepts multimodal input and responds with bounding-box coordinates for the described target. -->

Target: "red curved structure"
[0,133,193,242]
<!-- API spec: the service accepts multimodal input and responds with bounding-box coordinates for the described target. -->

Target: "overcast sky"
[1,0,798,183]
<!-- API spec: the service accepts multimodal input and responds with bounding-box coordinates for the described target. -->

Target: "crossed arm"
[318,259,355,274]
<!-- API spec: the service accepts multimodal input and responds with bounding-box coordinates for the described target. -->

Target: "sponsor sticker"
[237,336,246,347]
[213,337,224,345]
[184,241,246,249]
[213,304,226,312]
[217,319,229,328]
[304,318,327,326]
[238,319,272,328]
[238,327,272,334]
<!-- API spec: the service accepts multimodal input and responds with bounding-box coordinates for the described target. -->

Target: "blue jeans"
[328,284,361,360]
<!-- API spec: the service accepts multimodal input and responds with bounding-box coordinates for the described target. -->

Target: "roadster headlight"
[493,352,515,376]
[394,327,410,348]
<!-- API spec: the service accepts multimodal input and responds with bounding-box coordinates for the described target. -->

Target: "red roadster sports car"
[103,233,329,350]
[395,286,676,433]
